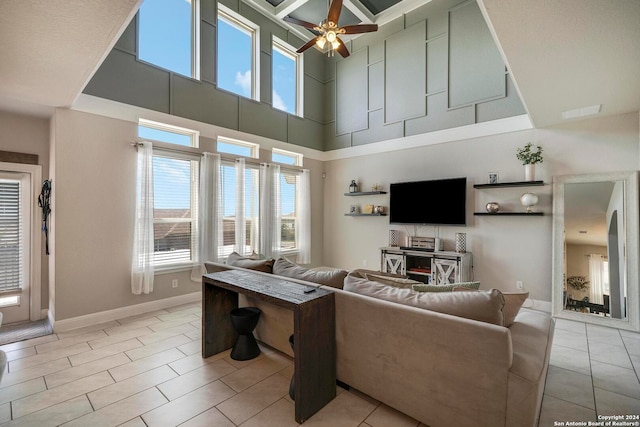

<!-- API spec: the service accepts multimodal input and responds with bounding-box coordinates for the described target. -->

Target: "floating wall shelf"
[474,212,544,216]
[473,181,545,189]
[344,191,387,196]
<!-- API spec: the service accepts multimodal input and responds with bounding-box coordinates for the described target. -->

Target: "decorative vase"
[455,233,466,253]
[524,164,536,181]
[520,193,539,213]
[486,202,500,213]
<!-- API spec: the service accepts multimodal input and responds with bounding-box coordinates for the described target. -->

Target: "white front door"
[0,171,32,324]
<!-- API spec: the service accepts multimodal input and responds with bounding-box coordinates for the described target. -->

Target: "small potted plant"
[516,142,543,181]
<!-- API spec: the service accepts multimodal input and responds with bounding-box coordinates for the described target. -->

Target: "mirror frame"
[552,171,640,331]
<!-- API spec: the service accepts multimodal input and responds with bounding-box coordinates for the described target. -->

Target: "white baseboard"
[51,292,202,333]
[524,298,551,313]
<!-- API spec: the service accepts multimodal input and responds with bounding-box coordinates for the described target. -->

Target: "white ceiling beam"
[242,0,311,42]
[275,0,310,20]
[343,0,375,24]
[374,0,432,27]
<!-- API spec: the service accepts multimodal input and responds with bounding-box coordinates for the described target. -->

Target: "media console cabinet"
[380,247,473,285]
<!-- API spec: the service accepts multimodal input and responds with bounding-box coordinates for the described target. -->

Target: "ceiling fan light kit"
[283,0,378,58]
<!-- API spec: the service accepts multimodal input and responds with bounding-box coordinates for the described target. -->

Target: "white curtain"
[260,163,281,259]
[296,169,311,264]
[191,153,222,281]
[589,254,605,304]
[131,141,155,295]
[234,158,246,255]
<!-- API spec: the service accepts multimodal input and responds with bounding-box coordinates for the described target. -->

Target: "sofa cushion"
[412,282,481,292]
[226,252,274,273]
[344,273,505,325]
[364,272,422,289]
[273,257,347,289]
[502,292,529,327]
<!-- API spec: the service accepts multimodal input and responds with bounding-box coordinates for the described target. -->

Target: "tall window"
[138,122,200,269]
[272,37,303,116]
[280,171,298,250]
[0,176,28,300]
[217,5,260,100]
[220,161,259,257]
[138,0,199,79]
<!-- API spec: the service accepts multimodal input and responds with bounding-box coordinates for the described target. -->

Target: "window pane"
[139,0,193,77]
[272,46,296,114]
[219,163,259,256]
[0,180,22,292]
[280,173,296,250]
[272,152,296,165]
[217,141,253,157]
[139,125,192,147]
[153,156,196,265]
[217,14,253,98]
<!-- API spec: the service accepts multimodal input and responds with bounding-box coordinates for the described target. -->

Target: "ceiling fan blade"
[297,36,321,54]
[284,15,319,30]
[335,36,350,58]
[340,24,378,34]
[327,0,343,25]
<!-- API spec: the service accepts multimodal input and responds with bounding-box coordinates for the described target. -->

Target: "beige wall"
[3,106,638,321]
[0,110,50,311]
[323,112,640,302]
[49,108,325,321]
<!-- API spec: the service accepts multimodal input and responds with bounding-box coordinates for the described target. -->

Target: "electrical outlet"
[172,279,178,288]
[516,280,524,290]
[362,259,368,267]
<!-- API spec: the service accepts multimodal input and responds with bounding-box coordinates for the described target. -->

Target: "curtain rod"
[131,141,305,173]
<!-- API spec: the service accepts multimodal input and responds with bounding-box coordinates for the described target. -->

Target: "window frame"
[138,120,201,272]
[219,159,261,258]
[137,0,201,80]
[217,4,261,101]
[271,36,304,117]
[150,150,200,272]
[272,147,303,167]
[278,169,300,254]
[217,137,260,159]
[139,119,199,148]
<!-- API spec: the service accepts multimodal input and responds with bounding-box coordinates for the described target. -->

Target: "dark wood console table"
[202,270,336,423]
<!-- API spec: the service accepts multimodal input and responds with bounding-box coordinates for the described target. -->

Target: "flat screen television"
[389,177,467,225]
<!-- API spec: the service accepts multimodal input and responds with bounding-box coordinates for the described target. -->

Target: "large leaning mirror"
[552,171,640,331]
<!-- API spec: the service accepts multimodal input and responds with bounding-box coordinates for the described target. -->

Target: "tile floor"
[539,318,640,425]
[0,305,638,426]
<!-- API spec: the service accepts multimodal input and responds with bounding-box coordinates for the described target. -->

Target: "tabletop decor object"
[516,142,543,181]
[486,202,500,213]
[520,193,539,213]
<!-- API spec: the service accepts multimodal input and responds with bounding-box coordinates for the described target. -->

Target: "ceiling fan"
[284,0,378,58]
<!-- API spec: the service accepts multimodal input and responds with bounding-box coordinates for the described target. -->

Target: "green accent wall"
[83,0,525,152]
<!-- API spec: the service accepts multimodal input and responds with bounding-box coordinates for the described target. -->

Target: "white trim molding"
[50,292,201,333]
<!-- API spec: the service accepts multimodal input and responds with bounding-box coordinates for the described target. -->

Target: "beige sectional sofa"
[204,257,554,427]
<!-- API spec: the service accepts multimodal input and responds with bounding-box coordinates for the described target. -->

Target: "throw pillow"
[344,273,505,325]
[364,273,422,289]
[226,252,275,273]
[412,282,481,292]
[502,292,529,327]
[273,257,348,289]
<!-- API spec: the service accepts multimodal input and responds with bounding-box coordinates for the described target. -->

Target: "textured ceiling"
[0,0,141,117]
[477,0,640,128]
